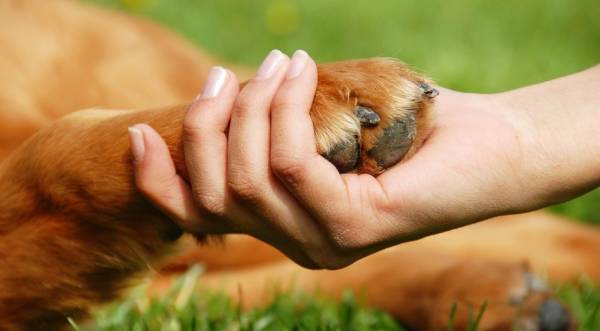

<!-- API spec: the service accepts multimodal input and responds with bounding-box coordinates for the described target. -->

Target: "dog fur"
[0,1,598,330]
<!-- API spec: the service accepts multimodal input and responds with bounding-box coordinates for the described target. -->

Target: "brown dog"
[0,1,598,330]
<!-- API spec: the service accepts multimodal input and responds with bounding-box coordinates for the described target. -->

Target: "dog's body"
[0,1,598,330]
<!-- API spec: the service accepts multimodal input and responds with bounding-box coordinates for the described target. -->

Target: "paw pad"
[313,58,438,175]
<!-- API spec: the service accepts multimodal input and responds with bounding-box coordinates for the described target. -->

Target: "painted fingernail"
[201,66,228,98]
[286,50,308,79]
[255,49,286,80]
[128,126,145,163]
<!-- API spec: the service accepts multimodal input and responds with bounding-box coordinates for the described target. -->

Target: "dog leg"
[150,244,572,331]
[404,211,600,283]
[157,218,597,331]
[0,58,433,329]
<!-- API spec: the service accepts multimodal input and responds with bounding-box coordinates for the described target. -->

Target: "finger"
[270,50,351,223]
[227,49,289,203]
[129,124,206,232]
[182,67,239,224]
[225,50,335,253]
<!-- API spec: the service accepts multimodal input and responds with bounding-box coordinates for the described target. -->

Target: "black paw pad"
[367,113,416,169]
[322,136,360,173]
[538,299,570,331]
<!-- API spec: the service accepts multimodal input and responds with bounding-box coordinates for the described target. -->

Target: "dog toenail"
[322,137,360,173]
[526,272,548,292]
[354,106,381,127]
[538,299,570,331]
[419,82,439,98]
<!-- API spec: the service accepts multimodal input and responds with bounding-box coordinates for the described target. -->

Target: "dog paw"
[311,58,436,175]
[428,265,573,331]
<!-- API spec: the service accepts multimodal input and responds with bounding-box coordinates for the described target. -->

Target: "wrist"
[416,89,537,223]
[491,67,600,210]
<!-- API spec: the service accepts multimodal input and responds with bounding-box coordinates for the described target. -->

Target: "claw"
[354,106,381,127]
[419,82,439,99]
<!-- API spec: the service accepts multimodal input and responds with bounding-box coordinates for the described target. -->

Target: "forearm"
[496,65,600,209]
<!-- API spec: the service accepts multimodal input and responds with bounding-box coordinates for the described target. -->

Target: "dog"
[0,1,598,330]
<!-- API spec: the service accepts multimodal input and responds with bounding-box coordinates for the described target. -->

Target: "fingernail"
[255,49,286,80]
[128,126,145,163]
[201,66,228,98]
[286,50,308,79]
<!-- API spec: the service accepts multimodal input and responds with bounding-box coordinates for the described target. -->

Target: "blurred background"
[89,0,600,225]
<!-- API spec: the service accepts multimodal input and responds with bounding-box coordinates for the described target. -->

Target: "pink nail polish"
[286,50,308,79]
[254,49,286,80]
[201,66,228,98]
[128,126,145,163]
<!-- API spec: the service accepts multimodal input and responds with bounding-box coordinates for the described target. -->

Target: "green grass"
[89,0,600,91]
[75,266,406,331]
[557,279,600,331]
[72,266,600,331]
[82,0,600,329]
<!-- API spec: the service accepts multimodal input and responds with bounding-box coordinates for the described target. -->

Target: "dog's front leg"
[0,58,435,329]
[0,105,192,329]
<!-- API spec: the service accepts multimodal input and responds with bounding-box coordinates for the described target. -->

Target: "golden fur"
[0,1,598,330]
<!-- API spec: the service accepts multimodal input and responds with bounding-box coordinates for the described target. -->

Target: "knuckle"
[328,235,354,256]
[182,123,205,145]
[182,114,211,145]
[184,100,210,128]
[227,173,264,206]
[271,155,306,186]
[270,95,297,111]
[301,232,363,270]
[325,226,369,256]
[192,191,225,217]
[232,91,257,116]
[182,98,223,142]
[310,250,354,270]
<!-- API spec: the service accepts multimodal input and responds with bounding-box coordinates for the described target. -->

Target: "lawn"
[84,0,600,329]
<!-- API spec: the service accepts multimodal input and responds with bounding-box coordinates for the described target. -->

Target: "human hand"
[131,50,344,268]
[130,50,600,268]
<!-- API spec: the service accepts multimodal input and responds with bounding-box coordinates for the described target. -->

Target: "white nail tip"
[202,66,228,98]
[255,49,286,80]
[286,50,309,79]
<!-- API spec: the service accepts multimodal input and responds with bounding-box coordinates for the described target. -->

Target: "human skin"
[130,50,600,268]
